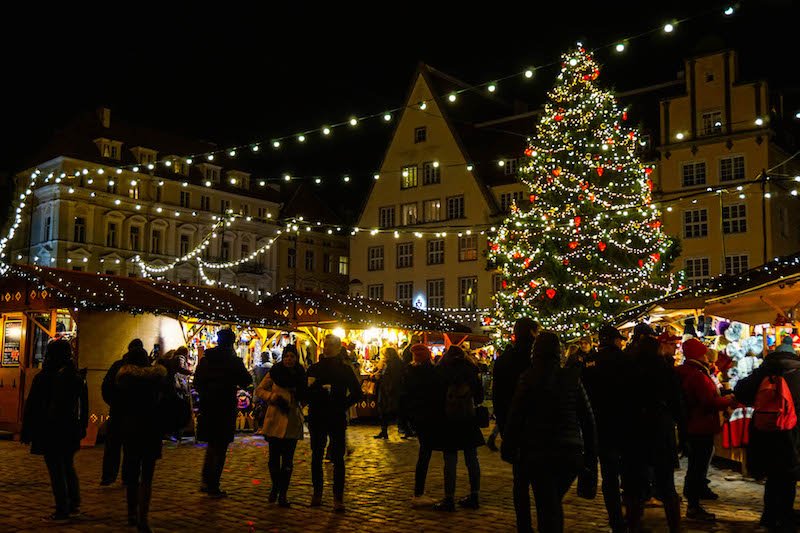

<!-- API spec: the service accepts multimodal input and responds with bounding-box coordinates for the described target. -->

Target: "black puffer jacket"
[492,339,533,432]
[734,351,800,479]
[434,355,485,451]
[116,362,169,459]
[400,361,444,446]
[194,345,252,444]
[581,343,628,445]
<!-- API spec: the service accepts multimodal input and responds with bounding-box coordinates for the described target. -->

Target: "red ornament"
[529,194,537,203]
[554,114,564,122]
[518,290,526,298]
[650,253,661,262]
[616,165,623,171]
[578,194,585,201]
[568,241,579,250]
[646,179,653,191]
[546,288,557,299]
[622,111,628,121]
[638,259,644,268]
[552,168,561,177]
[513,252,522,259]
[562,258,570,265]
[589,193,596,202]
[582,74,591,81]
[529,281,538,289]
[580,181,589,190]
[628,131,635,140]
[490,243,499,252]
[596,167,604,177]
[583,323,591,330]
[624,295,631,302]
[591,291,598,300]
[502,280,508,289]
[598,242,607,252]
[574,216,581,227]
[592,69,599,79]
[645,167,653,175]
[649,220,662,229]
[524,147,534,157]
[523,257,531,268]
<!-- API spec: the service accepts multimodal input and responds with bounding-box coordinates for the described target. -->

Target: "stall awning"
[0,264,288,328]
[260,289,471,333]
[704,273,800,325]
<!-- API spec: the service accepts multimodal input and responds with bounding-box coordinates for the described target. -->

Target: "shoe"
[268,489,278,503]
[457,494,479,509]
[699,487,719,500]
[643,497,662,508]
[333,499,346,513]
[433,498,456,512]
[207,490,228,499]
[686,505,716,522]
[411,495,436,508]
[42,513,70,522]
[310,493,322,507]
[373,431,389,439]
[278,498,291,508]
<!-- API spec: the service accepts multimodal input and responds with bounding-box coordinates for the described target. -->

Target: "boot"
[664,495,682,532]
[457,493,480,509]
[268,487,279,503]
[126,482,139,526]
[433,497,456,512]
[373,430,389,439]
[137,482,153,533]
[278,466,292,507]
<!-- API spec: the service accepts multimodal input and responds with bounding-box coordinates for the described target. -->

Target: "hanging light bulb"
[322,127,331,136]
[664,23,674,33]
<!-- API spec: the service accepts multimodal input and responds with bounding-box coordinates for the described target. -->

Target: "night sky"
[1,2,796,223]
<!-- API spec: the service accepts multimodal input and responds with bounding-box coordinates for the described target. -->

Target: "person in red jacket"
[676,338,736,522]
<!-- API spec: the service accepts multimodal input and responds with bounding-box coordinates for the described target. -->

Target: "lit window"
[401,165,418,189]
[338,256,349,275]
[401,203,418,225]
[423,199,441,222]
[458,235,478,261]
[459,277,478,309]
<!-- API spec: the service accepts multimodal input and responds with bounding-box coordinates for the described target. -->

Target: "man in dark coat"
[734,339,800,531]
[194,328,251,498]
[100,339,142,486]
[582,324,629,533]
[307,334,362,512]
[491,317,538,526]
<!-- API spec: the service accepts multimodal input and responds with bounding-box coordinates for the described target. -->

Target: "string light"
[664,23,675,33]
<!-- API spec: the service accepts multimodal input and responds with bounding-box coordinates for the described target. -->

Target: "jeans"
[44,451,80,515]
[684,435,714,507]
[122,445,156,524]
[513,460,533,532]
[443,447,480,498]
[267,438,298,497]
[201,441,230,492]
[528,458,580,533]
[310,419,346,500]
[763,472,798,530]
[414,444,433,496]
[598,445,625,530]
[101,419,128,484]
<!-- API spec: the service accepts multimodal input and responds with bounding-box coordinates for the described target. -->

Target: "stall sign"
[2,319,23,367]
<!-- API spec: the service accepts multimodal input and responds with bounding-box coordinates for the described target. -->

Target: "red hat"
[410,344,432,364]
[682,338,708,361]
[657,332,681,345]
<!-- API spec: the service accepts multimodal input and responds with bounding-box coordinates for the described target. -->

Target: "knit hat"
[598,324,624,343]
[776,335,797,354]
[410,344,431,364]
[682,338,708,361]
[128,338,144,351]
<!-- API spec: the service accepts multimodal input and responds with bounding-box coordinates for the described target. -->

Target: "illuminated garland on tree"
[488,46,681,341]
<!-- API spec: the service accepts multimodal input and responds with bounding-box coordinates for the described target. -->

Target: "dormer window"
[94,138,123,161]
[204,165,222,184]
[131,147,158,166]
[226,170,250,189]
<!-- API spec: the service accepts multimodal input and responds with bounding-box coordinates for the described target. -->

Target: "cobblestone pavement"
[0,424,782,532]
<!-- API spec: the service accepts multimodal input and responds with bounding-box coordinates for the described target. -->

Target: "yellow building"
[656,50,800,285]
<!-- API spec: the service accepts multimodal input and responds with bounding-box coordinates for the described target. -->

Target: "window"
[72,266,84,272]
[180,234,190,256]
[241,243,249,258]
[722,204,747,234]
[681,161,706,187]
[106,222,118,247]
[502,158,519,175]
[240,203,249,216]
[427,239,444,265]
[493,273,503,294]
[305,250,315,271]
[378,206,395,229]
[427,279,444,308]
[422,161,440,185]
[201,196,211,211]
[683,209,708,238]
[207,167,220,183]
[414,127,427,144]
[130,226,141,251]
[705,71,714,83]
[446,195,465,219]
[338,256,349,275]
[396,242,413,268]
[720,155,745,182]
[287,248,296,268]
[458,235,478,261]
[73,217,86,243]
[725,255,749,275]
[459,277,478,309]
[396,282,413,306]
[401,165,418,189]
[685,258,710,285]
[151,230,162,254]
[701,111,723,136]
[128,184,139,199]
[368,246,384,271]
[401,203,418,225]
[500,192,523,212]
[368,284,384,300]
[107,180,118,194]
[156,186,162,202]
[43,216,51,241]
[180,191,190,208]
[110,145,118,159]
[221,199,231,214]
[423,199,441,222]
[221,241,231,261]
[323,253,331,273]
[257,207,268,219]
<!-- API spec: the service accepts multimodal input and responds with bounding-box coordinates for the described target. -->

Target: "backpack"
[753,374,797,432]
[445,382,475,421]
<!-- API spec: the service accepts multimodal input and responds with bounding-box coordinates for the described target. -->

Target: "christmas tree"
[489,46,680,340]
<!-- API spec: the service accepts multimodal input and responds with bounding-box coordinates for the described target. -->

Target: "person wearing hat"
[627,322,657,355]
[582,324,628,533]
[676,338,735,522]
[775,334,797,355]
[657,331,682,366]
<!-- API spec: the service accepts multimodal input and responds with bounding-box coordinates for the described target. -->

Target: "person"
[624,336,683,532]
[564,344,581,367]
[502,331,597,533]
[400,343,444,506]
[306,334,362,512]
[627,322,657,354]
[194,328,252,498]
[433,345,485,511]
[734,334,800,531]
[402,334,421,364]
[115,342,169,532]
[21,339,88,523]
[373,346,405,439]
[579,324,629,533]
[156,347,193,442]
[255,344,306,507]
[100,339,141,486]
[675,338,735,521]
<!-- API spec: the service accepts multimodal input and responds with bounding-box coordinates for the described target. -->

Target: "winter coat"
[376,357,405,416]
[255,363,305,440]
[581,343,629,447]
[491,339,533,433]
[503,361,597,468]
[115,363,169,459]
[21,362,88,455]
[434,356,485,451]
[194,346,252,444]
[734,350,800,479]
[676,359,731,435]
[306,356,362,426]
[400,361,445,447]
[101,358,125,417]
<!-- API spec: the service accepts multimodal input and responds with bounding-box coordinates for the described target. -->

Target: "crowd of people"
[16,319,800,532]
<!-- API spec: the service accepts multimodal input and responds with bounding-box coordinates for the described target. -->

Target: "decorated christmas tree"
[489,45,680,340]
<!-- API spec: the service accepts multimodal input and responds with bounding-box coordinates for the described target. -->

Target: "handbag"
[475,405,490,429]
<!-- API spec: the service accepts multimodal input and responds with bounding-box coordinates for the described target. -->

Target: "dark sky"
[1,2,797,221]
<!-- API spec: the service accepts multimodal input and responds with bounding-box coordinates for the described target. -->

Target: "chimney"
[98,107,111,128]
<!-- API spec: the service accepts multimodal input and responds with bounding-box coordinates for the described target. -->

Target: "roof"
[280,182,344,225]
[0,264,288,327]
[260,289,471,332]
